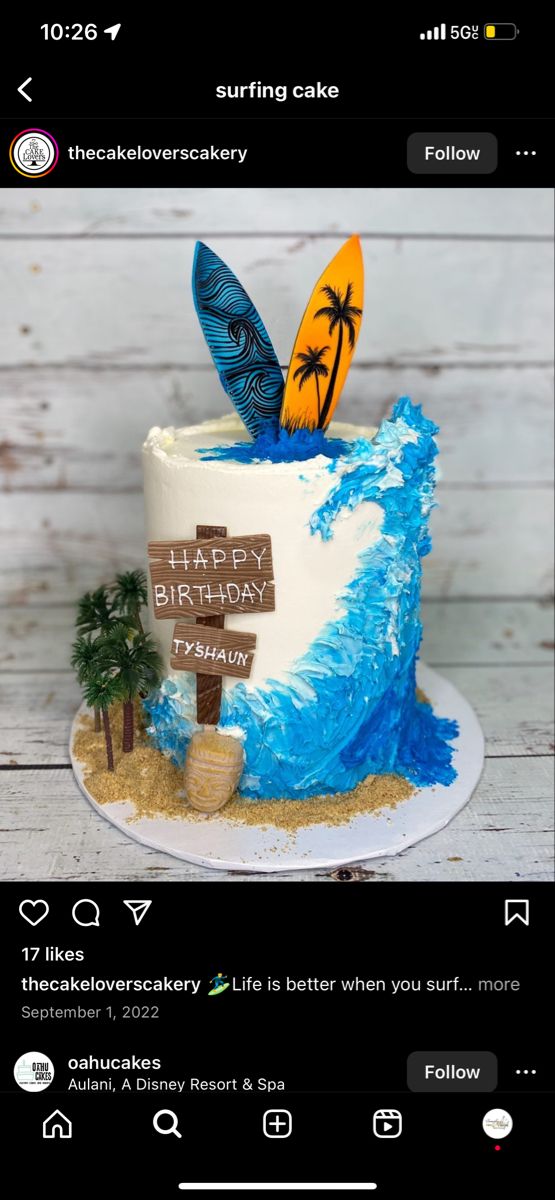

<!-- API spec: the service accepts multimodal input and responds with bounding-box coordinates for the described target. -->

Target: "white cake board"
[69,664,484,874]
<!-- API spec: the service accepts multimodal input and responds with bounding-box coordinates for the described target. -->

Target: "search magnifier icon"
[153,1109,182,1138]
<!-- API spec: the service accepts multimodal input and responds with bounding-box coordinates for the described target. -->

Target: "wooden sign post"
[148,525,275,726]
[195,523,226,726]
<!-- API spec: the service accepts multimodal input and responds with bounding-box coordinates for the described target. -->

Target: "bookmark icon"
[504,899,529,927]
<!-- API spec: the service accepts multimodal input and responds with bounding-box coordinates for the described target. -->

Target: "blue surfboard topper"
[192,242,284,438]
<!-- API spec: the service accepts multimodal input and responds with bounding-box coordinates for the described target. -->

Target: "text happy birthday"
[148,534,275,618]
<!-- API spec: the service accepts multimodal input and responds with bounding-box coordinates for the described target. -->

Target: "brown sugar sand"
[73,708,414,833]
[232,773,414,833]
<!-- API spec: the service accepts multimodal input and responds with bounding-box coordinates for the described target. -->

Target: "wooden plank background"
[0,186,553,881]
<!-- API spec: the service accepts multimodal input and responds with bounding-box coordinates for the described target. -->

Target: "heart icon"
[19,899,49,926]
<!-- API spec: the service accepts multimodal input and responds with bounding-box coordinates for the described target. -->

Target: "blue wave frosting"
[145,398,458,797]
[199,426,349,464]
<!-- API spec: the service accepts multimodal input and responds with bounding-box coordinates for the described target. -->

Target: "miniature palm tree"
[293,345,330,424]
[83,669,121,772]
[101,623,162,753]
[71,634,106,732]
[111,570,148,636]
[76,586,116,635]
[314,282,362,428]
[74,587,117,731]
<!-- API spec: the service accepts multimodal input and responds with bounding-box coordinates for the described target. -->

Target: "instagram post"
[0,185,552,882]
[0,16,553,1197]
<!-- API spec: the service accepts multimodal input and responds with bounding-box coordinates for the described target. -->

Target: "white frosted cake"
[142,403,458,801]
[69,234,459,829]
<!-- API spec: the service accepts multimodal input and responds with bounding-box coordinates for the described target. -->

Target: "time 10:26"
[41,23,98,39]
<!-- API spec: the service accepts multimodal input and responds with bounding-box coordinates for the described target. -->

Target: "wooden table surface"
[1,187,553,882]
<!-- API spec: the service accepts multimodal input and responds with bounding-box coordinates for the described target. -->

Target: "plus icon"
[263,1109,292,1138]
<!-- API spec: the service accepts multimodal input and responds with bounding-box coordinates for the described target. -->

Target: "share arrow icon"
[123,900,152,926]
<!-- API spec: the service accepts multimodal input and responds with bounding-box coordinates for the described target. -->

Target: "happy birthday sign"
[148,534,275,618]
[148,528,275,724]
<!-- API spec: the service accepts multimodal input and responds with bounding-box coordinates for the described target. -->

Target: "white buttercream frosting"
[142,414,382,688]
[144,414,378,470]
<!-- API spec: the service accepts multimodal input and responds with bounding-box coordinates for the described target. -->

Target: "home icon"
[43,1110,72,1139]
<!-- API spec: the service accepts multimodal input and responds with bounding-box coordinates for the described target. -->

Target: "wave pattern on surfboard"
[193,242,284,438]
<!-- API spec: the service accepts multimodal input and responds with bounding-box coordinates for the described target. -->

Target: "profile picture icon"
[14,1051,55,1092]
[10,128,59,178]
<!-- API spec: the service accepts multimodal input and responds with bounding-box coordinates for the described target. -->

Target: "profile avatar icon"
[208,973,230,996]
[22,139,47,167]
[9,128,59,178]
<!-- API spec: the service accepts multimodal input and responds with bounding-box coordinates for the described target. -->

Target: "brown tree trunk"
[102,707,114,771]
[94,706,101,733]
[134,608,144,636]
[315,375,321,423]
[122,699,134,753]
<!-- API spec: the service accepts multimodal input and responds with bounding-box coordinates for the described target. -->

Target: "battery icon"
[484,23,519,38]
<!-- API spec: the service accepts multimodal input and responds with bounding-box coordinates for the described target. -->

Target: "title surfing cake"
[141,236,458,811]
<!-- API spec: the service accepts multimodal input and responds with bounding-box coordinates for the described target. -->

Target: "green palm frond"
[99,624,130,652]
[76,586,116,635]
[111,569,147,635]
[99,625,162,700]
[133,636,163,691]
[71,634,108,684]
[83,671,122,712]
[111,570,147,614]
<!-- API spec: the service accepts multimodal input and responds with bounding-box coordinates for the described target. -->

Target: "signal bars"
[420,24,447,40]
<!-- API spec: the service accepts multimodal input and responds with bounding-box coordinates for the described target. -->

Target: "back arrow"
[18,77,32,102]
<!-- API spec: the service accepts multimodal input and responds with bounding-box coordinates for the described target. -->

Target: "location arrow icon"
[103,23,122,40]
[123,900,152,926]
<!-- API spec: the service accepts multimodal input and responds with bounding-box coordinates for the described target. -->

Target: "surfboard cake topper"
[280,234,364,432]
[192,241,284,438]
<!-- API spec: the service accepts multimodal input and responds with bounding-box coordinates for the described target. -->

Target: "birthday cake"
[140,236,458,807]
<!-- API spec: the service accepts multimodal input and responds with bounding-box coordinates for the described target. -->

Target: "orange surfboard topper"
[280,235,364,432]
